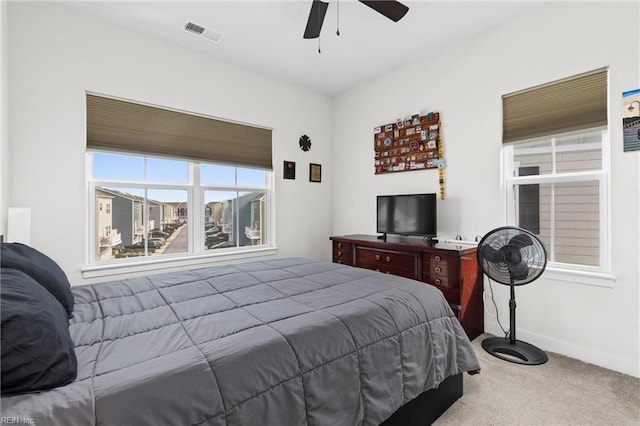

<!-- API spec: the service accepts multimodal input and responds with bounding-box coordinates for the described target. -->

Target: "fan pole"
[509,284,516,344]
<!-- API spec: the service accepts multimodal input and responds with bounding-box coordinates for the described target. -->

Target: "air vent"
[184,22,224,43]
[184,22,205,35]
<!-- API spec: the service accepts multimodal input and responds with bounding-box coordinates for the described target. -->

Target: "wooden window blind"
[502,68,608,144]
[86,94,273,170]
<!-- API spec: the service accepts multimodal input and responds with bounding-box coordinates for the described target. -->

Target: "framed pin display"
[283,161,296,179]
[374,112,441,175]
[309,163,322,183]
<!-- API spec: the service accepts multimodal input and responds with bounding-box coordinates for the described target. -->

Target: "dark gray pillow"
[0,242,74,317]
[1,268,78,395]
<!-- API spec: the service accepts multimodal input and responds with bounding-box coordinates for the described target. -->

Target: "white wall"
[7,2,334,283]
[333,2,639,377]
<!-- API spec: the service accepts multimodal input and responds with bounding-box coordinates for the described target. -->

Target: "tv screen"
[377,193,437,237]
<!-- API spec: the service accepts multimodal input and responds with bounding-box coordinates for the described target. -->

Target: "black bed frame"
[380,373,462,425]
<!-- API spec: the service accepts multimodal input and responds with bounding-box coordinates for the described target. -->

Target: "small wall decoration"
[299,135,312,152]
[283,161,296,179]
[309,163,322,183]
[623,88,640,152]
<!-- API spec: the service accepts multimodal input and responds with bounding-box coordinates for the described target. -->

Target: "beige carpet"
[434,334,640,425]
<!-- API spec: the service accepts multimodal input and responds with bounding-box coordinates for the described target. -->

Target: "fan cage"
[477,226,547,286]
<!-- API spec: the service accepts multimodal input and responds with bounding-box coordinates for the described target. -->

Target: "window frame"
[83,151,276,278]
[501,127,615,287]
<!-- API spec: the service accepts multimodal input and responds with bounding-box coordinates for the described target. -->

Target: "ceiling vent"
[184,22,224,43]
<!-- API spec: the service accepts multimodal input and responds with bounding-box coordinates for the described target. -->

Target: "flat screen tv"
[377,193,437,238]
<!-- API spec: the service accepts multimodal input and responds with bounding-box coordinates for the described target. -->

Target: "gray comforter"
[2,257,480,425]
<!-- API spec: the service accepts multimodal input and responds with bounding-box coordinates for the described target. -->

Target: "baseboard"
[483,324,639,378]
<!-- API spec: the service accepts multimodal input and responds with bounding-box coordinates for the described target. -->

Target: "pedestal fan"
[477,226,548,365]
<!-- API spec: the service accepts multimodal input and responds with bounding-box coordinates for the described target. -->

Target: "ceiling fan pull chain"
[336,0,340,36]
[318,36,321,54]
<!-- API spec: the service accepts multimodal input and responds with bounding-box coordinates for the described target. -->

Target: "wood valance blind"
[502,68,608,144]
[86,94,273,170]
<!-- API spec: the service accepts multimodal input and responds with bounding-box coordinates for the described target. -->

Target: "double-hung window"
[85,94,273,273]
[501,69,611,280]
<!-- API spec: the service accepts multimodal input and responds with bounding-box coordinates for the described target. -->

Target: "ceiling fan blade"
[303,0,329,39]
[358,1,409,22]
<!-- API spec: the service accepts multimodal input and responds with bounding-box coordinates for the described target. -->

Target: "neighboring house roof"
[96,187,164,205]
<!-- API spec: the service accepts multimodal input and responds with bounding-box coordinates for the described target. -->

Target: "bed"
[1,253,480,425]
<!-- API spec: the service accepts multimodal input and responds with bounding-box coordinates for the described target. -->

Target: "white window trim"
[501,129,613,287]
[81,246,278,279]
[84,152,275,278]
[543,264,615,288]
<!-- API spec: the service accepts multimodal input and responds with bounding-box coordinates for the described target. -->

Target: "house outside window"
[501,68,609,275]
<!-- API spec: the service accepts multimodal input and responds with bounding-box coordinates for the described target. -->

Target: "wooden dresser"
[330,234,483,340]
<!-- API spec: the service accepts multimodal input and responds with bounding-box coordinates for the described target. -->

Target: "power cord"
[487,277,509,339]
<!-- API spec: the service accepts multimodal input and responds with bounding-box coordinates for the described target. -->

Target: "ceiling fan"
[303,0,409,39]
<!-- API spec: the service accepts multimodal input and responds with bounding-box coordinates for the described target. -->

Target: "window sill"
[543,265,616,288]
[81,246,279,280]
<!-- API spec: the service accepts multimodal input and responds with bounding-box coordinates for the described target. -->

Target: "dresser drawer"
[355,247,420,280]
[423,254,460,289]
[333,241,353,265]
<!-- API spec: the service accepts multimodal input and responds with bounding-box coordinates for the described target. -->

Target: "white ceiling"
[59,0,543,96]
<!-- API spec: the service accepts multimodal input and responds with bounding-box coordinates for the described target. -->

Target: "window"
[501,69,609,274]
[202,166,268,250]
[85,93,274,273]
[88,151,272,264]
[503,129,608,269]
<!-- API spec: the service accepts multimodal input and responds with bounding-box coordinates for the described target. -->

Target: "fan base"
[481,336,548,365]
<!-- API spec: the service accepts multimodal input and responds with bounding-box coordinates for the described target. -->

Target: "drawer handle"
[337,251,342,257]
[337,243,342,248]
[435,278,441,286]
[385,256,391,262]
[435,255,441,262]
[435,266,442,273]
[375,254,381,261]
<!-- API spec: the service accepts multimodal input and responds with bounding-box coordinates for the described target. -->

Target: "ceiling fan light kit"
[477,226,549,366]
